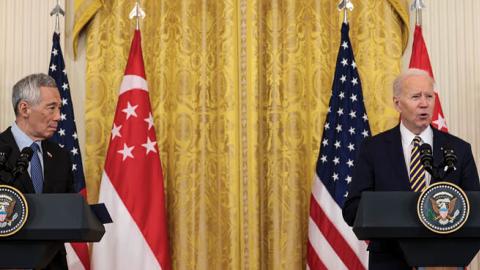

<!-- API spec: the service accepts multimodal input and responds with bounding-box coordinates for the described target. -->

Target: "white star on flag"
[432,114,447,130]
[111,124,122,139]
[142,137,157,154]
[144,113,154,130]
[345,175,352,183]
[349,110,356,118]
[333,157,340,165]
[351,77,358,86]
[322,138,328,146]
[334,141,341,149]
[362,113,368,121]
[122,102,138,119]
[117,143,135,161]
[347,159,354,167]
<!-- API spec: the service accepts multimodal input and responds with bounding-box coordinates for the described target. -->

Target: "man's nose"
[419,95,429,107]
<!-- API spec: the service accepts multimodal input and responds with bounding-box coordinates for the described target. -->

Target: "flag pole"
[338,0,354,24]
[129,1,146,30]
[411,0,426,26]
[49,0,65,34]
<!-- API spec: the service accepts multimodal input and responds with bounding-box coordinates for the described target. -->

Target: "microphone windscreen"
[19,147,34,161]
[419,143,433,155]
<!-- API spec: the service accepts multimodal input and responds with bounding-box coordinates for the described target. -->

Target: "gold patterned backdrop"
[74,0,408,269]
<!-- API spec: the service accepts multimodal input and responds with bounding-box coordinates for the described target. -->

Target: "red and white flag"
[409,25,448,132]
[91,30,171,270]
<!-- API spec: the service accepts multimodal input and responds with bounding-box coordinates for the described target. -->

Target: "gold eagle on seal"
[430,196,458,225]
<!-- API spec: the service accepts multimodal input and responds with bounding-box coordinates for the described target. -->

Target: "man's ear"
[17,101,30,117]
[393,96,401,113]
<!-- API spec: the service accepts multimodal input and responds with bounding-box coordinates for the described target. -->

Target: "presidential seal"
[417,182,469,234]
[0,185,28,237]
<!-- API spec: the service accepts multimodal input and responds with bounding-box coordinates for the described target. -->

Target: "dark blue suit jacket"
[342,125,480,269]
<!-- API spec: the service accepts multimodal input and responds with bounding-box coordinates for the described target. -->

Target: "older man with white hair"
[342,68,480,269]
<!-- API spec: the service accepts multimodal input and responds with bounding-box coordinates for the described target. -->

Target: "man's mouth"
[418,113,430,119]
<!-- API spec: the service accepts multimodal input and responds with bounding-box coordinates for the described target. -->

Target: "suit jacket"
[342,125,480,269]
[0,127,74,270]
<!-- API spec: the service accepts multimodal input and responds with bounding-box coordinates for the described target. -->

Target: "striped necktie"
[410,136,426,192]
[30,143,44,193]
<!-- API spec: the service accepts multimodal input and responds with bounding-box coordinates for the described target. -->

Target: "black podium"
[0,194,107,269]
[353,191,480,267]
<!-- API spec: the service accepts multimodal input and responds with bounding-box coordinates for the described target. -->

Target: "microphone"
[0,145,12,172]
[12,147,34,178]
[419,143,434,175]
[442,146,457,172]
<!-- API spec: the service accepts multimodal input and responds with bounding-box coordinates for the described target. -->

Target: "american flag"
[306,23,369,270]
[48,32,90,270]
[409,25,448,132]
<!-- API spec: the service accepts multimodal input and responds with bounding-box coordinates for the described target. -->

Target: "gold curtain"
[75,0,409,269]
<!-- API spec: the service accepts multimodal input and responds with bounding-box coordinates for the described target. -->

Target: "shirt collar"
[400,122,433,147]
[11,122,43,153]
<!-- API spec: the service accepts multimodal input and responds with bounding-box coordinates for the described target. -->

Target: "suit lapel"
[386,125,410,188]
[432,128,447,184]
[41,140,54,192]
[0,128,35,193]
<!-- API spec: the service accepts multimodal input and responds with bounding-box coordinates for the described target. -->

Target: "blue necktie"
[30,143,43,193]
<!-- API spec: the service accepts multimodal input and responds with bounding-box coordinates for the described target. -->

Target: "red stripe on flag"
[73,187,89,269]
[307,240,328,270]
[71,243,90,270]
[309,196,365,270]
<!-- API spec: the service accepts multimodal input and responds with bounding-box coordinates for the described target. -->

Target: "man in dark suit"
[342,68,480,269]
[0,73,73,269]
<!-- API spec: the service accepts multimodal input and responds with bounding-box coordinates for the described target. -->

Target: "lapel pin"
[47,151,53,158]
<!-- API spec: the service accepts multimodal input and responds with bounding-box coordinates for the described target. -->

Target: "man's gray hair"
[12,73,57,115]
[392,68,434,97]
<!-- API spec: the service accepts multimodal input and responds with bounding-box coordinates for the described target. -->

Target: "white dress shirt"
[399,122,433,186]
